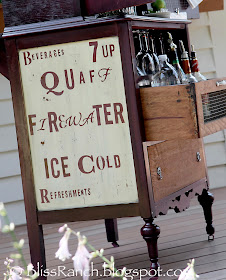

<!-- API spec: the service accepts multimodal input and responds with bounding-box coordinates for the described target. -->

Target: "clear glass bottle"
[157,54,180,86]
[167,32,187,84]
[179,40,197,83]
[190,45,206,81]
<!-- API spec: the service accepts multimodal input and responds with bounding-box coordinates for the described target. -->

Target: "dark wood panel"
[16,22,119,49]
[117,22,151,218]
[38,204,140,224]
[0,36,8,78]
[155,178,207,215]
[83,0,154,16]
[0,4,4,33]
[2,0,81,26]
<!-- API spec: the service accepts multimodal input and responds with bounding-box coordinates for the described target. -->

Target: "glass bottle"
[157,54,180,86]
[167,32,187,84]
[190,45,206,81]
[179,40,197,83]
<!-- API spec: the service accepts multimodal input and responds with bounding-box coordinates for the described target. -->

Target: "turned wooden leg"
[198,189,215,241]
[105,219,119,247]
[141,217,160,277]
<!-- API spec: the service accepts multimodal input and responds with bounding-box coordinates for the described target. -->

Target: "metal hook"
[196,152,201,162]
[157,167,163,180]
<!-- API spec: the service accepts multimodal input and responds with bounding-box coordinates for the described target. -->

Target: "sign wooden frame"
[4,19,151,272]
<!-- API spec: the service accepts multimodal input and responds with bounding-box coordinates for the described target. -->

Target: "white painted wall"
[0,74,26,225]
[189,4,226,189]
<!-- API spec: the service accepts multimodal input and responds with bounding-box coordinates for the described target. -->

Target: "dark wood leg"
[105,219,119,247]
[27,222,46,279]
[198,189,215,241]
[141,218,160,278]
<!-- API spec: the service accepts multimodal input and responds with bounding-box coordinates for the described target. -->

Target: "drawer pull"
[157,167,163,180]
[216,80,226,86]
[196,152,201,162]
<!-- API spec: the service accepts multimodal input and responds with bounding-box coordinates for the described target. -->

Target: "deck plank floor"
[1,187,226,280]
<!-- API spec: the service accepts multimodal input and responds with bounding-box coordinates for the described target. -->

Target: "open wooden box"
[140,78,226,141]
[140,77,226,216]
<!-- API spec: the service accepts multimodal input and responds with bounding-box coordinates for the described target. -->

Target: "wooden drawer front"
[195,78,226,137]
[145,139,206,202]
[140,85,198,141]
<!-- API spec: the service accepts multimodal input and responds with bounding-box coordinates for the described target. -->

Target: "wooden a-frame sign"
[4,17,151,276]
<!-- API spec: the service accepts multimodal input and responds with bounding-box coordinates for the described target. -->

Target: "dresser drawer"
[143,139,206,202]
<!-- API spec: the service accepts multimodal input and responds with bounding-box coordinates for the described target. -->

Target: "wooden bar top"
[3,15,190,38]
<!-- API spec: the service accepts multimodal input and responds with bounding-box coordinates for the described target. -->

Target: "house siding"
[0,74,26,225]
[189,5,226,189]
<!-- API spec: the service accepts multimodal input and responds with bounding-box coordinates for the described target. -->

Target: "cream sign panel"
[19,36,139,211]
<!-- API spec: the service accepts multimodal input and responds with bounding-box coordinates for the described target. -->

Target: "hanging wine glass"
[133,30,153,87]
[136,30,146,74]
[149,33,160,73]
[159,33,166,55]
[141,31,155,76]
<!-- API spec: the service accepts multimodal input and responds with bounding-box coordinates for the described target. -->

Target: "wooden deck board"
[0,187,226,279]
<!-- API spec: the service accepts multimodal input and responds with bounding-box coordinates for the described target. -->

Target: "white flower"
[178,259,199,280]
[27,263,34,272]
[0,202,6,216]
[13,239,25,249]
[55,228,72,261]
[58,224,68,233]
[72,235,92,280]
[4,257,14,266]
[0,202,4,211]
[9,223,15,231]
[8,266,23,280]
[2,223,15,233]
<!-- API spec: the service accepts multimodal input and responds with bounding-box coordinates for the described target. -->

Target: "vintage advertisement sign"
[18,36,139,211]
